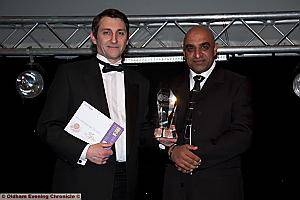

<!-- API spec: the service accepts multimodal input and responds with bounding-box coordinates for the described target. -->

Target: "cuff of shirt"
[158,143,166,150]
[77,144,91,166]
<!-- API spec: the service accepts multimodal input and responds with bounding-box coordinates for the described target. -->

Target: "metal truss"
[0,10,299,62]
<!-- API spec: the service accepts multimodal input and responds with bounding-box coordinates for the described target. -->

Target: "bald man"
[160,25,254,200]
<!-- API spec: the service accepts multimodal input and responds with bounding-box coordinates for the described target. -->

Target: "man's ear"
[90,32,97,45]
[214,43,219,56]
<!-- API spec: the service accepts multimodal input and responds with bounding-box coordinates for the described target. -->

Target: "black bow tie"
[98,59,124,73]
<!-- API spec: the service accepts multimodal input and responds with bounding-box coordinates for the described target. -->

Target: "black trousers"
[112,162,127,200]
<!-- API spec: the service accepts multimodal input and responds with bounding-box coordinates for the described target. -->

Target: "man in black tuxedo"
[37,9,151,200]
[160,25,254,200]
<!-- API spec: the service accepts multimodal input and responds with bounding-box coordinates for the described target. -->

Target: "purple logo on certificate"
[100,122,124,146]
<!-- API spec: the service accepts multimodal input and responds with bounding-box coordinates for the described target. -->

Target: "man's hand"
[86,142,113,165]
[170,144,201,173]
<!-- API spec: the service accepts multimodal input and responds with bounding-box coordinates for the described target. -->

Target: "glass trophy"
[155,88,177,139]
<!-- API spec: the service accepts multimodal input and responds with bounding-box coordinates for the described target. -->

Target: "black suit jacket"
[163,65,254,200]
[37,56,150,200]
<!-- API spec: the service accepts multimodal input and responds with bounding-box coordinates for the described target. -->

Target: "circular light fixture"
[16,69,44,98]
[293,73,300,98]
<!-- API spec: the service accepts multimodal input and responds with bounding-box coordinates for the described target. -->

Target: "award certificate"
[64,101,124,145]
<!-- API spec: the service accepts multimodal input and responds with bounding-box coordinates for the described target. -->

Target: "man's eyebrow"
[99,28,111,31]
[99,28,126,31]
[201,42,210,45]
[184,44,194,47]
[184,42,210,47]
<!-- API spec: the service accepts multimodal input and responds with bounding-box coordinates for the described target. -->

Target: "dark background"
[1,55,299,199]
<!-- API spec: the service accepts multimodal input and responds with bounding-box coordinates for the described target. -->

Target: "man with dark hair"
[92,8,129,40]
[37,8,151,200]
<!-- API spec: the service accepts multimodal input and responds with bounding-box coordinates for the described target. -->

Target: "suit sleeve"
[36,65,87,166]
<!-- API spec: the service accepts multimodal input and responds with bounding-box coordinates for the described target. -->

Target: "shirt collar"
[96,54,122,66]
[189,61,216,80]
[189,61,216,90]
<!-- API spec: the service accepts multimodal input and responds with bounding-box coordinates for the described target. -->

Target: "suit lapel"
[172,66,224,136]
[83,61,140,157]
[83,57,110,117]
[200,66,224,97]
[124,70,139,157]
[193,66,224,109]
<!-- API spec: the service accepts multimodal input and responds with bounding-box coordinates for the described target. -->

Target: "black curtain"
[1,55,299,200]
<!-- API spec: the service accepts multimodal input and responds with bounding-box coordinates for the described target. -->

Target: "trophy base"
[154,127,177,147]
[154,127,177,139]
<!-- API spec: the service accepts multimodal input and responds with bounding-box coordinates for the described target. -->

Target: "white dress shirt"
[78,54,127,165]
[189,61,216,91]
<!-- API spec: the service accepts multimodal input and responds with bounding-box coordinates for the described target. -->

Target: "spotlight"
[293,73,300,98]
[292,62,300,98]
[16,56,44,99]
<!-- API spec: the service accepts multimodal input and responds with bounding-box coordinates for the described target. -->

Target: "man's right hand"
[170,144,201,173]
[86,142,113,165]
